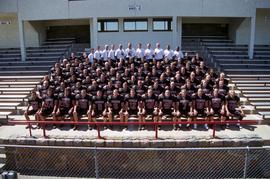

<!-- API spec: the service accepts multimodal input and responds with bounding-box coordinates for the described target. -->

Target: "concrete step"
[242,91,270,95]
[207,46,248,50]
[223,69,270,74]
[250,102,270,106]
[0,91,30,95]
[0,66,51,71]
[215,59,270,64]
[228,74,270,78]
[220,64,270,69]
[0,75,43,82]
[248,98,270,102]
[237,87,270,90]
[232,80,270,84]
[0,88,33,92]
[0,95,28,99]
[236,84,270,87]
[213,54,249,59]
[0,61,56,66]
[244,94,270,98]
[0,71,48,76]
[203,43,247,47]
[201,39,233,43]
[255,106,270,110]
[211,51,248,55]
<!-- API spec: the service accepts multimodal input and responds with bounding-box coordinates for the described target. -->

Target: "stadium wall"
[0,14,46,48]
[0,0,270,48]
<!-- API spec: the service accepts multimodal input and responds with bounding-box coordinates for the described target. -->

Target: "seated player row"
[25,86,244,131]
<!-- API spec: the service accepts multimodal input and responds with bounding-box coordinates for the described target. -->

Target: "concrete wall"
[0,14,46,48]
[255,9,270,45]
[231,9,270,45]
[0,0,270,48]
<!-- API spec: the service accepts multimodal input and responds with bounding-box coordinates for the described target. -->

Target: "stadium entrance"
[44,19,90,43]
[183,23,228,36]
[182,17,230,37]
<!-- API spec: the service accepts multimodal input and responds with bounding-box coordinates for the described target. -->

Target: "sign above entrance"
[128,4,142,11]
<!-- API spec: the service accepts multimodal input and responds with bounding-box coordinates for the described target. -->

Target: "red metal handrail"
[8,119,258,139]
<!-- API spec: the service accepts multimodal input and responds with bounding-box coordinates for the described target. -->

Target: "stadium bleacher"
[202,37,270,121]
[0,38,75,123]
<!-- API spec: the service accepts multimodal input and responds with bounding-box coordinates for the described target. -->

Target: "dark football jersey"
[28,97,42,110]
[192,94,208,111]
[92,96,107,112]
[226,95,240,111]
[59,95,74,109]
[159,95,176,110]
[125,94,141,111]
[43,95,56,109]
[142,94,158,110]
[108,95,124,111]
[77,95,90,110]
[210,94,225,110]
[177,95,191,112]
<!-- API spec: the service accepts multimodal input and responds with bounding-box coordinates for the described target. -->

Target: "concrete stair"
[201,37,270,122]
[0,38,75,124]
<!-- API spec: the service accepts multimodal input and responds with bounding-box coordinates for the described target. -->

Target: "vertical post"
[243,146,250,179]
[28,122,32,137]
[178,17,182,51]
[94,147,100,179]
[248,16,256,60]
[42,123,46,138]
[172,16,178,48]
[155,125,158,139]
[97,125,101,139]
[90,17,98,48]
[18,19,26,61]
[212,124,216,138]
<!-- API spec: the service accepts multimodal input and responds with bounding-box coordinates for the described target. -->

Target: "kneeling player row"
[25,87,244,130]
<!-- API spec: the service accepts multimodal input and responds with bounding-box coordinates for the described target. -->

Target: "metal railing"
[1,145,270,178]
[9,119,258,139]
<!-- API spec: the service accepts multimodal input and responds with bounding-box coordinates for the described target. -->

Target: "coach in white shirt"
[88,48,94,64]
[136,43,144,61]
[154,43,164,61]
[115,44,126,60]
[94,46,102,61]
[102,45,109,61]
[164,45,174,61]
[174,46,184,60]
[108,44,116,61]
[144,43,154,62]
[125,42,135,60]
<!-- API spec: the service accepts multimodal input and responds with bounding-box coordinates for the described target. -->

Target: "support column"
[178,17,182,50]
[172,16,178,48]
[248,16,256,60]
[18,19,26,61]
[90,17,98,48]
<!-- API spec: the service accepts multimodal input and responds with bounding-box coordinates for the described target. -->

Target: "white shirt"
[125,48,136,58]
[174,50,184,60]
[108,49,115,60]
[101,49,109,61]
[164,49,174,60]
[94,50,101,60]
[115,48,126,59]
[136,48,145,59]
[144,48,154,60]
[88,53,94,64]
[154,48,164,60]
